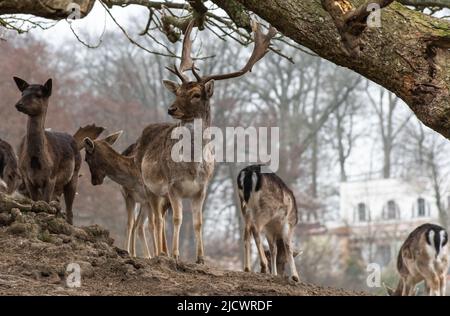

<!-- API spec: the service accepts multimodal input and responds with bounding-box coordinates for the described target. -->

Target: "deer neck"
[181,101,212,129]
[103,149,141,190]
[25,112,47,159]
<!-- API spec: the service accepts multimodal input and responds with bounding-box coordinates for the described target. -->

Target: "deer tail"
[73,124,105,150]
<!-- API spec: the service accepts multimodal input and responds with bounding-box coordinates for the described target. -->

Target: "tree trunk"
[383,142,391,179]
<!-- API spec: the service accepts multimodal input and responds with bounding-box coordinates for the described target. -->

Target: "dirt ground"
[0,193,362,296]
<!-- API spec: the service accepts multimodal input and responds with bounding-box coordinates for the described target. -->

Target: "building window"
[357,203,367,222]
[386,200,398,220]
[417,198,426,217]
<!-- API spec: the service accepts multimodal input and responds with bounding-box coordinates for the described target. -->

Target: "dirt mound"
[0,193,362,296]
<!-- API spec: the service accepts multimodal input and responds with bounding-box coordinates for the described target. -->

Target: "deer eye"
[191,93,201,100]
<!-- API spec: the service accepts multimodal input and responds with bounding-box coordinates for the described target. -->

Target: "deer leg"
[147,206,157,257]
[267,237,277,276]
[123,193,135,254]
[130,204,143,258]
[138,205,151,259]
[148,196,164,256]
[162,212,168,255]
[439,274,447,296]
[243,224,252,272]
[25,180,39,201]
[284,227,299,282]
[43,179,56,203]
[62,177,76,225]
[251,226,269,274]
[159,197,169,255]
[168,192,183,262]
[191,190,206,264]
[421,269,440,296]
[401,277,413,296]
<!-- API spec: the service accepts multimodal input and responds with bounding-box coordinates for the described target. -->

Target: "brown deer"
[0,138,20,194]
[83,132,169,258]
[385,223,449,296]
[13,77,104,224]
[135,21,276,263]
[237,164,300,282]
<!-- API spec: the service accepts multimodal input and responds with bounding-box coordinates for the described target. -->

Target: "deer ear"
[205,80,214,98]
[382,283,394,296]
[84,137,95,154]
[163,80,179,94]
[103,131,123,146]
[43,78,52,97]
[13,77,29,92]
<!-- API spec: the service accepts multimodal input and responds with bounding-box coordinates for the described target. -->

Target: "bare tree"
[401,121,450,229]
[366,84,412,178]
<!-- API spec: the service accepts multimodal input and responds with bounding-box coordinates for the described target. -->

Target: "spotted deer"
[0,138,20,194]
[237,164,300,282]
[135,21,276,263]
[385,223,449,296]
[13,77,104,224]
[83,132,169,258]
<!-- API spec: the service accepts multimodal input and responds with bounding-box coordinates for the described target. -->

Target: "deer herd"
[0,21,449,295]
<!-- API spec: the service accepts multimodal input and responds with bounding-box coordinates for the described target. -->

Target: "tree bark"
[0,0,95,19]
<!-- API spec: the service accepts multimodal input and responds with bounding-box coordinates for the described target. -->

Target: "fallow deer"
[83,132,169,258]
[385,223,449,296]
[237,164,300,282]
[135,21,276,263]
[0,138,20,194]
[13,77,104,224]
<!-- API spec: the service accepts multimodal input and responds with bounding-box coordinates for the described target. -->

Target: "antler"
[198,21,277,83]
[165,19,195,83]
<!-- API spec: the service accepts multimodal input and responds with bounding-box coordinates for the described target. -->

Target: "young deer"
[83,132,169,258]
[0,138,20,194]
[135,21,276,263]
[386,223,449,296]
[237,164,300,282]
[13,77,104,224]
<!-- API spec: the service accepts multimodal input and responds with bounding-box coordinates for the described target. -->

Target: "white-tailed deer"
[385,223,449,296]
[83,132,169,258]
[0,138,20,194]
[135,21,276,263]
[237,164,300,282]
[13,77,104,224]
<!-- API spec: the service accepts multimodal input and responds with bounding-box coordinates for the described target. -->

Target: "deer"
[83,132,169,258]
[385,223,449,296]
[237,164,300,282]
[13,77,104,224]
[134,20,276,264]
[0,138,20,195]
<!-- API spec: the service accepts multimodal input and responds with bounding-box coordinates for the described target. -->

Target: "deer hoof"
[244,267,251,272]
[260,266,268,274]
[290,275,299,283]
[196,257,205,264]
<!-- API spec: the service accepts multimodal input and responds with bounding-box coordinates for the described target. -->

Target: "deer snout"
[15,101,25,112]
[168,106,178,116]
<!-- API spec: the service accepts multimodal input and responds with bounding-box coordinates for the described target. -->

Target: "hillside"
[0,193,361,296]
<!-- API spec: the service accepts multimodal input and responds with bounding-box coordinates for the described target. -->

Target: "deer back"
[237,164,298,228]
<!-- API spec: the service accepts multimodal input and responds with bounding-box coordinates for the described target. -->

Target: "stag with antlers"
[134,20,276,263]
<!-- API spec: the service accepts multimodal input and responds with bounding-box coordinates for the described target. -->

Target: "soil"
[0,192,363,296]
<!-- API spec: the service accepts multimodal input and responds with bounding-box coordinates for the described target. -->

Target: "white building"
[336,177,447,267]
